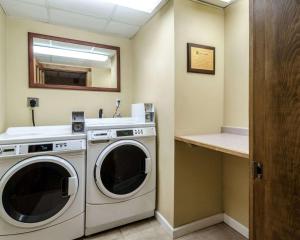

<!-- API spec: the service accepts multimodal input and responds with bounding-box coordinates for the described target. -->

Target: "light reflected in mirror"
[29,33,120,92]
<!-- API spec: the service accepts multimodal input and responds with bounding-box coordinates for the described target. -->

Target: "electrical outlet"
[27,97,39,107]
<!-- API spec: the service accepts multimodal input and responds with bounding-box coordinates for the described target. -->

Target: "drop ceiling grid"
[0,0,167,38]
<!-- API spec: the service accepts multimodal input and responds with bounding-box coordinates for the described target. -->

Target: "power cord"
[113,99,121,118]
[31,109,36,127]
[29,99,37,126]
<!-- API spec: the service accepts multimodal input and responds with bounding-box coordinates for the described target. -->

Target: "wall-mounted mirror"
[28,33,120,92]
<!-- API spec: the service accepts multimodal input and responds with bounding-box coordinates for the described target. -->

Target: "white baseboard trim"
[155,211,249,239]
[155,211,174,237]
[223,214,249,239]
[173,213,224,239]
[155,211,223,239]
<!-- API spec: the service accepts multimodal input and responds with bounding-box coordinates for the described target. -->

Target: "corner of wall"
[131,0,176,227]
[222,0,250,228]
[173,0,225,227]
[223,0,249,128]
[0,7,7,133]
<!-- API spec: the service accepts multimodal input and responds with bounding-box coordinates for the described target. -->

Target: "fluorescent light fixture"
[106,0,163,13]
[34,46,109,62]
[220,0,234,3]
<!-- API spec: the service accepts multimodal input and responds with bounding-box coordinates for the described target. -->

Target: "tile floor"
[85,218,247,240]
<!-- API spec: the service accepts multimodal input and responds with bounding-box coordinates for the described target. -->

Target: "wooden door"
[250,0,300,239]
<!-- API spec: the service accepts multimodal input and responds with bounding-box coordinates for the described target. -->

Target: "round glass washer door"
[95,140,152,199]
[0,156,78,228]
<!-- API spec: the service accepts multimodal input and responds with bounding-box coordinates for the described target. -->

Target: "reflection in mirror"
[29,33,120,92]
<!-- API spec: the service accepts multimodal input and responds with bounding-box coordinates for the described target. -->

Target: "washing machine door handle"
[67,176,78,196]
[62,176,78,197]
[145,158,152,174]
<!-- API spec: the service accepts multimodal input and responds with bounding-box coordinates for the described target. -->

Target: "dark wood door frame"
[250,0,300,239]
[249,0,254,238]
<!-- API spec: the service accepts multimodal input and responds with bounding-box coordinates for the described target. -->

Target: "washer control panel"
[89,127,156,141]
[0,139,86,157]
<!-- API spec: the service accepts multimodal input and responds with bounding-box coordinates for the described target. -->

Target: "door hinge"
[252,161,263,180]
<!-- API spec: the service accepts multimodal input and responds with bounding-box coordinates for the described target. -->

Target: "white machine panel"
[88,127,156,141]
[0,139,86,158]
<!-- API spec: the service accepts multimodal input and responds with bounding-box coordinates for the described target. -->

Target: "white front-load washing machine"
[0,126,86,240]
[85,118,156,236]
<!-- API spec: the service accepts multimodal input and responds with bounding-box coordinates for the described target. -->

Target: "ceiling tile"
[48,0,115,19]
[112,6,150,26]
[18,0,47,6]
[49,9,107,33]
[0,0,48,21]
[105,21,139,38]
[0,0,169,39]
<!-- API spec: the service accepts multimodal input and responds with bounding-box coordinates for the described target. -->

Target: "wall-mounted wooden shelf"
[175,133,249,159]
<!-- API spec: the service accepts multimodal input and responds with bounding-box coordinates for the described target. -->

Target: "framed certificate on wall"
[187,43,215,75]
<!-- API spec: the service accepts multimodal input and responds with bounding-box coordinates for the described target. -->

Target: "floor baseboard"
[155,211,249,239]
[223,214,249,239]
[155,211,174,237]
[155,212,223,239]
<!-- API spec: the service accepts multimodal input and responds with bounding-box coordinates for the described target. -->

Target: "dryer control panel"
[0,139,86,158]
[89,127,156,141]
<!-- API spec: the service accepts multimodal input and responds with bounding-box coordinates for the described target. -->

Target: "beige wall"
[5,17,133,127]
[175,142,222,227]
[175,1,224,136]
[0,8,6,132]
[224,0,249,128]
[223,155,249,227]
[132,1,175,225]
[174,0,225,227]
[223,0,250,228]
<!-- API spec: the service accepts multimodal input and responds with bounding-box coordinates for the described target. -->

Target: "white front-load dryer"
[85,121,156,236]
[0,126,86,240]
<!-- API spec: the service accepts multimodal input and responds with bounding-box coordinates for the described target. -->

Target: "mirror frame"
[28,32,121,92]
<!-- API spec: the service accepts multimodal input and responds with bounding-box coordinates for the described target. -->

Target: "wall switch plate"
[27,97,39,107]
